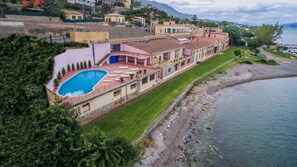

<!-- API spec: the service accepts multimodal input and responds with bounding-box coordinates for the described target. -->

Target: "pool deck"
[55,63,158,104]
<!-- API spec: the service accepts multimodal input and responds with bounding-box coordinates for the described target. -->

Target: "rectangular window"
[142,77,148,85]
[150,74,155,81]
[111,44,121,52]
[72,16,76,20]
[114,90,121,97]
[130,83,136,89]
[81,103,90,113]
[187,59,191,64]
[181,61,185,66]
[175,50,180,58]
[78,16,82,19]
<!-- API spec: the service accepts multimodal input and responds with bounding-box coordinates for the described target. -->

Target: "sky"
[151,0,297,25]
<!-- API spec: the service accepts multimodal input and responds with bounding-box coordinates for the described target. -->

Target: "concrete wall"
[70,31,109,43]
[162,65,175,78]
[140,73,158,92]
[46,43,111,91]
[74,80,138,118]
[5,15,60,22]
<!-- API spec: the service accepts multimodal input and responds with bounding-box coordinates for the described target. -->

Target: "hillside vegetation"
[0,35,137,166]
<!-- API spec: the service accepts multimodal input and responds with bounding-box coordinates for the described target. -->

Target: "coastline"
[137,53,297,166]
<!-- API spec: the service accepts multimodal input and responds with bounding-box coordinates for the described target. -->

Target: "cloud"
[151,0,297,25]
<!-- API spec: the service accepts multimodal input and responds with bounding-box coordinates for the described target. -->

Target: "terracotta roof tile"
[62,10,83,15]
[183,38,217,50]
[127,38,183,54]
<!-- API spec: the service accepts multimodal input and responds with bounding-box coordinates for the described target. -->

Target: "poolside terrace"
[55,63,158,104]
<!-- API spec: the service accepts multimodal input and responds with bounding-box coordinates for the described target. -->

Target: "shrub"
[54,78,59,87]
[88,60,92,68]
[234,49,241,57]
[84,61,87,69]
[77,62,80,70]
[129,73,134,79]
[57,71,62,80]
[67,64,71,72]
[72,63,75,71]
[240,60,253,65]
[80,62,84,69]
[143,69,147,74]
[61,68,66,76]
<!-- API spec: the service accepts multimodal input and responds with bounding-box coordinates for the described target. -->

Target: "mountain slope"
[140,0,193,19]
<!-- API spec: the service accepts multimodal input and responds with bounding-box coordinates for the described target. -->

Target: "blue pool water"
[58,70,107,97]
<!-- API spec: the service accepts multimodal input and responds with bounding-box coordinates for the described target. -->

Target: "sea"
[278,28,297,45]
[189,30,297,167]
[191,78,297,167]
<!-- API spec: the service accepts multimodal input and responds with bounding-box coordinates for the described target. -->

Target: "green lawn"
[83,47,244,141]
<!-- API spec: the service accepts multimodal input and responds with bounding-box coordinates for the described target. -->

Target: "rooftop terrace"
[55,63,157,104]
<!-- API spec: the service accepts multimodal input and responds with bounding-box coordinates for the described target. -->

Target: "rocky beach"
[137,49,297,167]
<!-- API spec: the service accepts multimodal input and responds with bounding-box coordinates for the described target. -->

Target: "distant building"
[67,0,95,7]
[154,21,192,36]
[123,0,131,8]
[149,20,159,34]
[70,32,109,43]
[132,16,145,27]
[63,10,84,20]
[21,0,46,8]
[104,13,125,23]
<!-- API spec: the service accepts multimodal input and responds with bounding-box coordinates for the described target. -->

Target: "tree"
[0,35,137,167]
[77,62,80,70]
[72,63,75,71]
[248,38,261,49]
[234,49,242,57]
[78,128,137,166]
[83,61,87,69]
[192,15,198,22]
[19,106,83,166]
[223,25,243,46]
[54,78,59,87]
[80,62,83,69]
[253,22,284,48]
[61,67,66,76]
[67,64,71,72]
[57,71,62,80]
[43,0,64,17]
[88,60,92,68]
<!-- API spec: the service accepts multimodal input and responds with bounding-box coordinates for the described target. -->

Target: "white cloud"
[151,0,297,25]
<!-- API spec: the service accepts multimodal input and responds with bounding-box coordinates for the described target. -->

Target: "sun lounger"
[108,74,117,77]
[103,80,112,83]
[130,68,139,71]
[126,72,136,75]
[120,74,130,78]
[119,66,129,69]
[114,71,123,74]
[115,78,121,81]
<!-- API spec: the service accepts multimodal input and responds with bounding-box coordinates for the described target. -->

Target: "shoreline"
[137,54,297,167]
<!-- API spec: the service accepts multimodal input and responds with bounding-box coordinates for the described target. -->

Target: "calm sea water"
[194,77,297,167]
[278,28,297,45]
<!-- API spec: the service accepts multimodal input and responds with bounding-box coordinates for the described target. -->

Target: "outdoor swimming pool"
[58,70,107,97]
